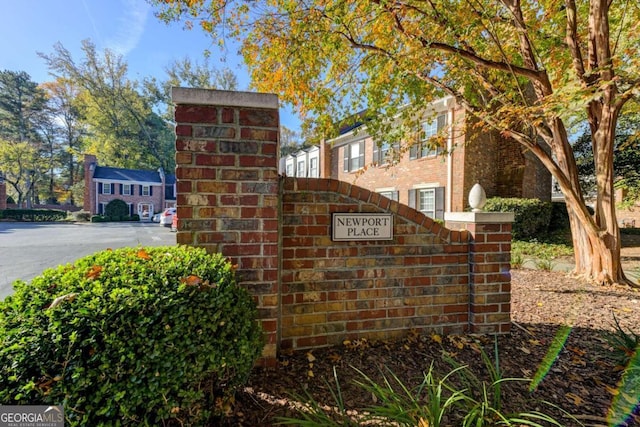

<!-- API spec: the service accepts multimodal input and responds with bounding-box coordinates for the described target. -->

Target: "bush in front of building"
[104,199,129,218]
[0,246,264,426]
[0,208,67,222]
[484,197,552,240]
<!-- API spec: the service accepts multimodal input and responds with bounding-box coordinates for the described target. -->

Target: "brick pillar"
[172,88,280,363]
[445,212,514,334]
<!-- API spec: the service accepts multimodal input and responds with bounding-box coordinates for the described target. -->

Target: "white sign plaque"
[332,213,393,241]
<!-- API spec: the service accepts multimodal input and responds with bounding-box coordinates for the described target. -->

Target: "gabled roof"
[93,166,162,183]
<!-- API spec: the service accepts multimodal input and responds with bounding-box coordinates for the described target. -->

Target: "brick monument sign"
[172,88,514,364]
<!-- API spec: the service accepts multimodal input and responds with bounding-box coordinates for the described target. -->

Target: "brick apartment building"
[279,146,321,178]
[319,96,551,218]
[83,154,176,220]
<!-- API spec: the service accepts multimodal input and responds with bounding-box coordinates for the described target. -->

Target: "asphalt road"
[0,222,176,300]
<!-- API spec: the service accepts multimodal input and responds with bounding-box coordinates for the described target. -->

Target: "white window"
[410,114,447,159]
[343,140,365,172]
[419,188,436,217]
[408,187,445,220]
[122,184,132,196]
[141,185,150,196]
[297,160,306,177]
[309,157,318,177]
[378,190,399,201]
[102,183,111,195]
[286,163,294,176]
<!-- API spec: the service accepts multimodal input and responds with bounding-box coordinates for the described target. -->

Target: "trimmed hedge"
[104,199,129,218]
[0,209,67,222]
[0,246,263,426]
[484,197,552,240]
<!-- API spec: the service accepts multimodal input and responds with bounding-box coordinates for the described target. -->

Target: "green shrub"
[0,209,66,222]
[90,215,104,222]
[0,246,263,426]
[104,199,129,219]
[484,198,552,240]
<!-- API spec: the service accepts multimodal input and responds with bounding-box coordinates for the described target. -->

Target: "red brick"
[175,124,192,136]
[239,109,279,127]
[175,105,217,123]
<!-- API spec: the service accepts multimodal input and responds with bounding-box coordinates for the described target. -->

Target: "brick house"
[320,96,551,218]
[83,154,176,220]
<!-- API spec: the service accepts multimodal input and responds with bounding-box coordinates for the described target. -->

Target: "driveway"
[0,222,176,300]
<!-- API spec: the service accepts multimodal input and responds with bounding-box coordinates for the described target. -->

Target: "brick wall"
[281,178,471,349]
[173,88,514,363]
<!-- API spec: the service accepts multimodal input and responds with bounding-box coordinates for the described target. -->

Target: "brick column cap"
[445,212,514,223]
[171,87,279,109]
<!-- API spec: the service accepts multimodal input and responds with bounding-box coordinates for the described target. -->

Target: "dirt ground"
[217,234,640,426]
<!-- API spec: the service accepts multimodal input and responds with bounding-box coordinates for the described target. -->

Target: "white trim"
[445,212,515,223]
[171,87,279,109]
[375,187,397,193]
[446,108,454,213]
[412,182,440,189]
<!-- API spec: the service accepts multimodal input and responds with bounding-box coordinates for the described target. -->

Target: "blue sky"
[0,0,300,130]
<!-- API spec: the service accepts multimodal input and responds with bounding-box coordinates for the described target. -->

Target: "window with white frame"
[141,185,150,196]
[122,184,132,196]
[286,163,294,176]
[343,140,365,172]
[98,202,107,215]
[309,157,318,177]
[297,159,306,177]
[419,188,436,217]
[378,190,399,201]
[102,183,112,195]
[408,187,445,220]
[410,114,447,159]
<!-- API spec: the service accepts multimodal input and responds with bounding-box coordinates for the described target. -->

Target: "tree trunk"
[565,200,628,285]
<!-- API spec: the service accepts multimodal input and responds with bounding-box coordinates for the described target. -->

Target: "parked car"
[171,211,178,232]
[159,208,176,227]
[152,212,161,223]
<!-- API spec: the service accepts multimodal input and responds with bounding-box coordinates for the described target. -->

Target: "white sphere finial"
[469,183,487,212]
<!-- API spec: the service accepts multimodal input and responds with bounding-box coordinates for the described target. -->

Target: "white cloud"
[105,0,150,56]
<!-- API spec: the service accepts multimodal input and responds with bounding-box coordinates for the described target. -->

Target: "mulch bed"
[215,268,640,426]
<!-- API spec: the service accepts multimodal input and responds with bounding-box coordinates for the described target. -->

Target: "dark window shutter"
[139,185,142,196]
[435,187,445,220]
[408,189,416,209]
[343,146,349,172]
[119,184,123,194]
[98,183,103,194]
[149,186,153,196]
[111,184,115,194]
